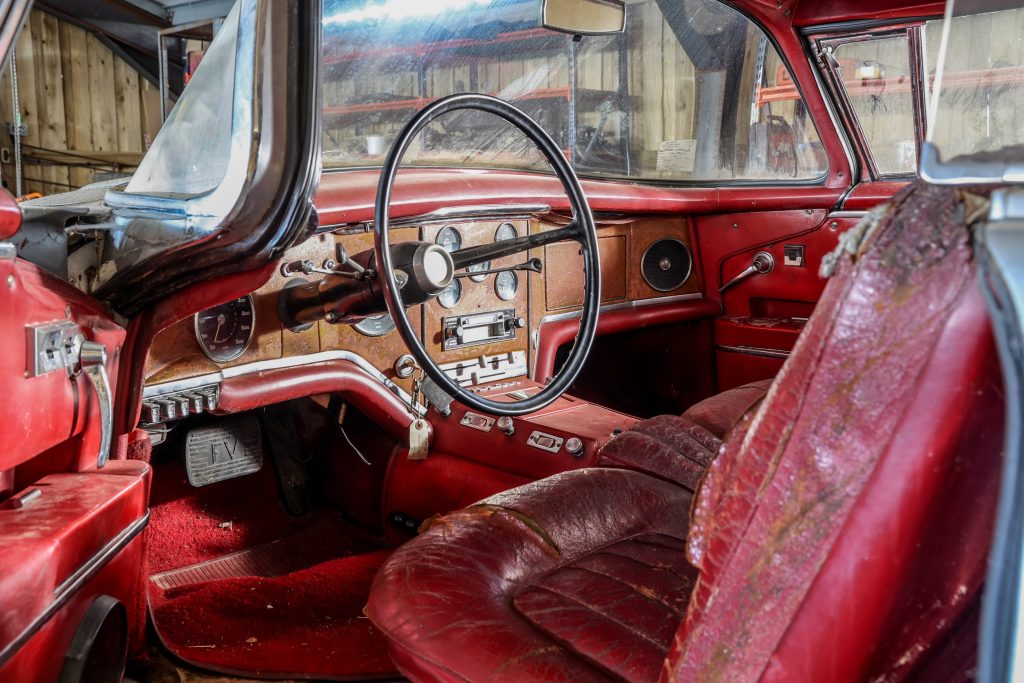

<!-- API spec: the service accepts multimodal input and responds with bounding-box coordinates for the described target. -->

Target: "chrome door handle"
[79,341,113,468]
[719,251,775,293]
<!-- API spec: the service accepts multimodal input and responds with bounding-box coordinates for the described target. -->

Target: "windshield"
[321,0,827,183]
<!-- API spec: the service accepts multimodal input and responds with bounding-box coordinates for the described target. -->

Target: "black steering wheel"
[374,93,601,416]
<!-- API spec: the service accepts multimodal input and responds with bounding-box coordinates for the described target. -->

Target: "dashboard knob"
[496,416,515,436]
[565,437,584,457]
[514,316,527,329]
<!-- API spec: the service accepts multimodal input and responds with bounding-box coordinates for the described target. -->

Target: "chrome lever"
[719,251,775,293]
[78,340,113,468]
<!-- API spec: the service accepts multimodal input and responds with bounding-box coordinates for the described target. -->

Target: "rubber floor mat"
[149,517,396,680]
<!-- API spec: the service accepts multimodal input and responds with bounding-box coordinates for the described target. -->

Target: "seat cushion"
[597,380,771,489]
[367,468,697,683]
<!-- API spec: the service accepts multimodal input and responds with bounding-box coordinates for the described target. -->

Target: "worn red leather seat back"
[667,183,1003,682]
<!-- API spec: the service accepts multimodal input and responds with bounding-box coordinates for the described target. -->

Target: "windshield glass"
[321,0,827,182]
[926,0,1024,162]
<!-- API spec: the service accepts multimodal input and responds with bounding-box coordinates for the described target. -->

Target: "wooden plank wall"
[0,9,161,196]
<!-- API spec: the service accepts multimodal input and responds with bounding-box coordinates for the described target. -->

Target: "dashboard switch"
[460,412,495,433]
[565,437,584,457]
[527,431,563,453]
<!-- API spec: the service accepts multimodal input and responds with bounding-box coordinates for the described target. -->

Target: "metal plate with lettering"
[527,431,564,453]
[185,415,263,487]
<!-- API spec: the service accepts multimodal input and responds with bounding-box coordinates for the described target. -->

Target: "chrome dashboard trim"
[143,350,426,415]
[828,210,869,220]
[531,292,707,376]
[538,292,706,326]
[325,204,552,234]
[716,344,791,360]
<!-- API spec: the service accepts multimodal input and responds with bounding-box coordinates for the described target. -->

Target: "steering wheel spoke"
[448,220,581,271]
[375,93,600,416]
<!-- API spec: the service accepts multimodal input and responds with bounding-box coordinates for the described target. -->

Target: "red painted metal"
[0,189,21,240]
[792,0,945,27]
[0,460,150,680]
[215,359,424,442]
[0,258,126,475]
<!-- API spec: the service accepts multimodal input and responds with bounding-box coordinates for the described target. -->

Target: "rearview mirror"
[542,0,625,35]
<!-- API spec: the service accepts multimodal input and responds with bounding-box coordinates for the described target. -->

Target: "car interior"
[0,0,1021,681]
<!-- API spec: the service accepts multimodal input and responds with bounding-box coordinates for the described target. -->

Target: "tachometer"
[195,295,255,363]
[353,313,396,337]
[495,270,519,301]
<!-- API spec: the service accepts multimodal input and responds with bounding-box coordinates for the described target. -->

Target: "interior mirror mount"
[541,0,625,36]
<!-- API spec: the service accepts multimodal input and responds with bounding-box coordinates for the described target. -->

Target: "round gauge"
[353,313,396,337]
[435,226,462,252]
[195,295,255,363]
[496,222,518,241]
[495,270,519,301]
[467,261,491,283]
[438,278,463,308]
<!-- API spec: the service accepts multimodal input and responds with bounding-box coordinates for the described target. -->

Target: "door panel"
[694,189,904,392]
[1,256,125,480]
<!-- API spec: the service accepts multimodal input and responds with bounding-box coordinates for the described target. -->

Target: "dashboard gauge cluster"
[353,312,397,337]
[195,295,256,362]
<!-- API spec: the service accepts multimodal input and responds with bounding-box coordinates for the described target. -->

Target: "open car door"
[0,1,321,679]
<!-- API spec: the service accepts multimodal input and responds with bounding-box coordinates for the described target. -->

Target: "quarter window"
[829,35,918,176]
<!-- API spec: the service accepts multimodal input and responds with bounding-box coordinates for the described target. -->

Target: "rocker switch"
[784,244,805,267]
[527,431,563,453]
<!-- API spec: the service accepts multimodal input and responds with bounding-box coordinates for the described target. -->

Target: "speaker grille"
[641,239,692,292]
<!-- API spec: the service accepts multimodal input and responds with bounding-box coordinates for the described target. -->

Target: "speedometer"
[353,313,396,337]
[195,295,255,363]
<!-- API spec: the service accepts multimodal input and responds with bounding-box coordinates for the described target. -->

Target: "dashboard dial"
[496,222,518,241]
[195,295,255,363]
[467,261,491,282]
[353,313,396,337]
[435,226,462,252]
[438,278,463,308]
[495,270,519,301]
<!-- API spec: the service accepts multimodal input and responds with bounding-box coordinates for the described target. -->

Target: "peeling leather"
[665,182,982,682]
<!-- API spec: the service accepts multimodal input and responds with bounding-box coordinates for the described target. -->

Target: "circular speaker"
[641,239,692,292]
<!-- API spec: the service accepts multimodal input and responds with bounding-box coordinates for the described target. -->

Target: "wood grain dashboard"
[142,213,702,402]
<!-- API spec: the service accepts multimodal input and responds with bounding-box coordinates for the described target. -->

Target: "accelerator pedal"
[185,415,263,487]
[261,405,318,515]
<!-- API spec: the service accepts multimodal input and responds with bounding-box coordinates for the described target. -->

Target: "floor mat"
[148,454,397,680]
[149,518,396,680]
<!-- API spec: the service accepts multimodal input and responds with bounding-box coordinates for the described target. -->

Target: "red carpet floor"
[147,457,397,679]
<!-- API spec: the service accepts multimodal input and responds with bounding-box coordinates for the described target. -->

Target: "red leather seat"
[368,183,1003,682]
[597,379,772,490]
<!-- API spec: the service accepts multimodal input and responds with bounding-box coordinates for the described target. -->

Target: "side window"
[924,7,1024,160]
[827,35,918,176]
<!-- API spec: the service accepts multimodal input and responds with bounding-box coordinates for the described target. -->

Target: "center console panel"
[381,379,637,540]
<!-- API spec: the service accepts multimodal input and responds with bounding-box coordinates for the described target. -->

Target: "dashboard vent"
[641,239,692,292]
